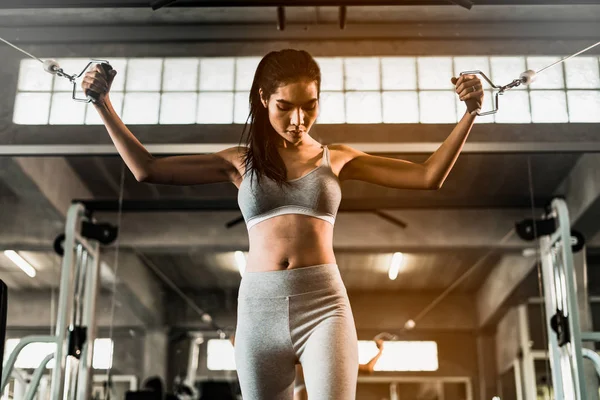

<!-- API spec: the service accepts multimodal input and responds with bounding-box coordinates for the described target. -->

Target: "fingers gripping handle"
[451,76,480,116]
[86,63,113,104]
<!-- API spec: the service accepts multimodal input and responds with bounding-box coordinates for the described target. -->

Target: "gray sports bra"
[237,146,342,230]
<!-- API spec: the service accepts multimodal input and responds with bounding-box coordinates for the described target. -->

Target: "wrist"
[94,97,112,114]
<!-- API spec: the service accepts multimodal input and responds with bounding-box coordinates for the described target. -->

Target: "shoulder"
[217,146,247,166]
[326,143,366,162]
[217,146,248,180]
[324,144,368,178]
[218,145,247,159]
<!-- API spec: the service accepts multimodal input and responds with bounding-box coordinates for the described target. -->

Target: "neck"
[277,136,319,151]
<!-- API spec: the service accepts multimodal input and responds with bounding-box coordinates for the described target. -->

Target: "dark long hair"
[240,49,321,185]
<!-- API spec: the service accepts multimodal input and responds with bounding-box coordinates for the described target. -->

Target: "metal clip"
[459,70,526,116]
[50,59,111,103]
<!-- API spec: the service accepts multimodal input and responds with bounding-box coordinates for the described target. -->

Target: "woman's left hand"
[451,74,484,107]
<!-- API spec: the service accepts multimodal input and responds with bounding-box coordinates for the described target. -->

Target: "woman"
[83,49,482,400]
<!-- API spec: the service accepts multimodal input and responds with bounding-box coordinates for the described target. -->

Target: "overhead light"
[4,250,36,278]
[235,251,246,276]
[388,252,404,281]
[522,248,537,257]
[201,314,213,324]
[404,319,416,330]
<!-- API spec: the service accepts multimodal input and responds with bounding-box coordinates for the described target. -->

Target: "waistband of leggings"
[238,263,345,298]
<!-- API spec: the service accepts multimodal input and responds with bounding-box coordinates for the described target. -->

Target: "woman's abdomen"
[246,215,335,271]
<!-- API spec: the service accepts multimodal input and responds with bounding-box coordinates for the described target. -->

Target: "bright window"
[358,340,439,371]
[3,338,114,369]
[14,55,600,125]
[206,339,236,371]
[205,339,438,372]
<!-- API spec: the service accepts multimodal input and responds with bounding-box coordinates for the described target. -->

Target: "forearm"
[358,349,384,374]
[94,97,154,181]
[424,111,476,188]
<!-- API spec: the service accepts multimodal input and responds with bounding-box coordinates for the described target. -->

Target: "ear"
[259,88,268,108]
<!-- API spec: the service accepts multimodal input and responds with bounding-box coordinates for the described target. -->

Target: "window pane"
[160,92,198,124]
[234,92,250,124]
[526,57,565,89]
[358,340,438,372]
[530,91,568,123]
[18,59,54,91]
[494,91,531,123]
[3,338,112,369]
[382,92,419,123]
[317,92,345,123]
[92,338,114,369]
[315,57,344,91]
[346,92,381,123]
[197,92,234,124]
[49,93,87,125]
[207,339,236,371]
[163,58,199,91]
[345,57,380,90]
[567,91,600,122]
[417,57,453,90]
[381,57,417,90]
[455,90,495,123]
[13,93,51,124]
[235,57,261,92]
[200,58,235,91]
[564,57,600,89]
[419,91,457,123]
[490,57,527,90]
[86,93,124,125]
[126,59,163,91]
[453,57,490,79]
[122,92,160,124]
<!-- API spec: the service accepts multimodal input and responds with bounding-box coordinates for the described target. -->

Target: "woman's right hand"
[81,64,117,106]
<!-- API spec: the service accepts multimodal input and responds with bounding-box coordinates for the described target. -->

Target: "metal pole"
[50,203,84,400]
[76,241,101,400]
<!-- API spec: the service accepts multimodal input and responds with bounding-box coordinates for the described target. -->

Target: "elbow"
[428,180,443,190]
[424,167,443,190]
[135,172,150,183]
[425,176,443,190]
[134,167,152,183]
[134,159,155,183]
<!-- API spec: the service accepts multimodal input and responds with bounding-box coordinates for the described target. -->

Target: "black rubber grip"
[86,63,113,104]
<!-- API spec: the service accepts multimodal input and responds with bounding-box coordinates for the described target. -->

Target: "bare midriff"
[245,214,336,272]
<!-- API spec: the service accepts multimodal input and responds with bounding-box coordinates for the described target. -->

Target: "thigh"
[235,297,297,400]
[299,314,358,400]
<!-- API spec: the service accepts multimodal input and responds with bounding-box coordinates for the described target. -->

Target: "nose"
[290,108,305,127]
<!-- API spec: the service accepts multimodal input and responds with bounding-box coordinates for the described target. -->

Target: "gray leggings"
[235,264,358,400]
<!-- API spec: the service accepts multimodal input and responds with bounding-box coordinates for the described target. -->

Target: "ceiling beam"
[2,124,599,156]
[1,21,599,43]
[0,0,599,8]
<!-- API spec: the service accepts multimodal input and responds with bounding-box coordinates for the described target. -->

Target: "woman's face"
[261,79,319,146]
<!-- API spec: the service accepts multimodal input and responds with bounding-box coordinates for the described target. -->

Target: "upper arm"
[143,146,244,186]
[336,144,435,190]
